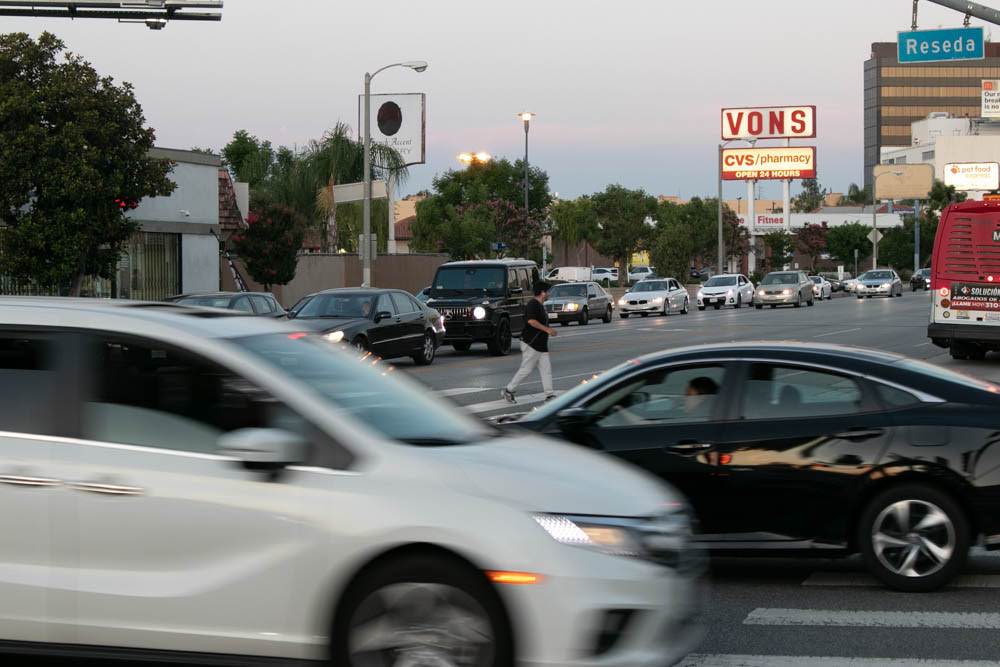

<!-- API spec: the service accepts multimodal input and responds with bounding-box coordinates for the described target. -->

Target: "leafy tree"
[550,197,598,265]
[222,130,274,189]
[591,185,658,278]
[928,179,967,211]
[846,182,870,205]
[674,197,719,268]
[231,203,306,291]
[796,223,828,270]
[761,230,794,271]
[826,223,873,268]
[792,178,828,213]
[651,222,694,285]
[722,205,751,269]
[0,32,175,296]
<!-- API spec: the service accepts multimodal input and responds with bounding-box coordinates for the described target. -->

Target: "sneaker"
[501,388,517,404]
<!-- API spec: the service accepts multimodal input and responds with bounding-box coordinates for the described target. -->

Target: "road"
[400,289,1000,666]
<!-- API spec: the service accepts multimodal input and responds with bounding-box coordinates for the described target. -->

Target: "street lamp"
[519,112,537,270]
[362,60,428,287]
[871,170,903,270]
[457,152,492,166]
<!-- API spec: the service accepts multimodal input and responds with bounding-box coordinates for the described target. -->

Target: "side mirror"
[218,428,306,473]
[375,310,393,323]
[286,310,297,319]
[556,407,596,433]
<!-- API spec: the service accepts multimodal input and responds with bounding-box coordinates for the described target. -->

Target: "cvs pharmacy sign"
[721,105,816,140]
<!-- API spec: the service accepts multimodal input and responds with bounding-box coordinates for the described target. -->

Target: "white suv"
[0,298,703,666]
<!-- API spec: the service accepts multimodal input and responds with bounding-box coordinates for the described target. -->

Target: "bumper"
[697,295,736,307]
[754,295,796,305]
[620,303,663,314]
[857,286,892,296]
[548,308,584,322]
[928,322,1000,347]
[442,320,496,342]
[506,549,705,667]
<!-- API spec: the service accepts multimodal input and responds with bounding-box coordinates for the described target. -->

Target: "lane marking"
[464,391,563,414]
[680,656,1000,666]
[439,387,489,397]
[638,328,690,333]
[813,328,861,338]
[803,572,1000,588]
[914,342,932,347]
[744,608,1000,629]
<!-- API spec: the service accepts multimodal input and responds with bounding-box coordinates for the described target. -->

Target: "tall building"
[863,42,1000,189]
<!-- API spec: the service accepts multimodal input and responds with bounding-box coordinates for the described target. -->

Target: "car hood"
[427,297,499,308]
[759,283,799,290]
[427,433,677,516]
[289,317,368,333]
[624,290,667,299]
[699,286,736,295]
[547,296,586,305]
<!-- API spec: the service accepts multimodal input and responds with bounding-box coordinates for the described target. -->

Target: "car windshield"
[861,271,894,280]
[233,334,494,445]
[810,276,822,284]
[549,284,587,298]
[919,269,931,277]
[634,280,668,292]
[176,296,233,308]
[761,273,798,285]
[432,267,506,296]
[704,276,737,287]
[295,293,374,319]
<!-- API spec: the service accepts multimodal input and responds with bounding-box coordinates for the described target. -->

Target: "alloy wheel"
[422,335,435,363]
[871,499,955,578]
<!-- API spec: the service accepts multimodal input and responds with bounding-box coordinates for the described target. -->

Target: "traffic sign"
[897,26,984,63]
[868,229,883,244]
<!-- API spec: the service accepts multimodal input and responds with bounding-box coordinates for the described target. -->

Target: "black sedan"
[166,291,286,317]
[287,288,445,364]
[912,268,932,291]
[515,342,1000,591]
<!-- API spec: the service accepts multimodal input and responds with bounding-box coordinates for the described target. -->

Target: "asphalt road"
[399,288,1000,666]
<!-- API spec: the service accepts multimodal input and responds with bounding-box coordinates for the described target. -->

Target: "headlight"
[533,512,690,567]
[652,296,664,303]
[758,289,766,296]
[726,289,734,297]
[618,297,627,305]
[782,289,791,296]
[325,330,345,343]
[565,302,580,311]
[472,306,487,320]
[881,283,891,289]
[434,316,445,333]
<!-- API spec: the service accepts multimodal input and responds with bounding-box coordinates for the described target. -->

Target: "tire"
[794,296,802,308]
[807,297,814,307]
[681,298,689,315]
[858,295,863,300]
[412,332,436,366]
[352,336,369,353]
[332,554,513,667]
[736,295,742,309]
[487,319,512,356]
[579,307,589,325]
[950,342,970,360]
[755,304,763,310]
[770,304,776,309]
[641,313,648,317]
[620,313,629,319]
[969,347,987,361]
[698,306,706,311]
[602,307,612,323]
[858,484,969,592]
[452,342,472,352]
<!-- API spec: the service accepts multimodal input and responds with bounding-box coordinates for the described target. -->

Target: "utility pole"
[924,0,1000,26]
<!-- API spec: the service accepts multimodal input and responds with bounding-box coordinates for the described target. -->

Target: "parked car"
[427,259,538,356]
[414,286,431,303]
[618,278,689,317]
[809,275,833,300]
[592,267,618,284]
[911,267,932,292]
[689,266,715,282]
[627,265,656,283]
[545,281,613,325]
[697,274,754,310]
[514,341,1000,592]
[288,288,444,364]
[753,271,815,309]
[165,291,286,318]
[857,269,904,299]
[545,266,592,282]
[0,297,704,664]
[842,277,860,293]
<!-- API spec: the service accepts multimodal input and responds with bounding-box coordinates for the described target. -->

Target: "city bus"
[928,199,1000,359]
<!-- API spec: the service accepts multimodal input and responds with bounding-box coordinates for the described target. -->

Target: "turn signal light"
[487,571,543,585]
[939,287,950,297]
[941,299,951,309]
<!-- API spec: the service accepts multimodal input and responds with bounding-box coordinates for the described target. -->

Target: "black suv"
[427,259,539,355]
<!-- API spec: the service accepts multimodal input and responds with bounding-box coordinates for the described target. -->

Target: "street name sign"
[897,26,984,63]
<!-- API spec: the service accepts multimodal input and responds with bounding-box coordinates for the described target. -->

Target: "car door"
[60,333,352,654]
[558,363,737,534]
[667,279,684,312]
[739,275,753,303]
[368,292,403,357]
[0,329,82,644]
[391,291,426,355]
[508,268,529,336]
[586,282,604,316]
[707,361,895,546]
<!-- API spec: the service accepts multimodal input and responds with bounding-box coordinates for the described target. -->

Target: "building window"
[881,86,982,98]
[922,151,935,161]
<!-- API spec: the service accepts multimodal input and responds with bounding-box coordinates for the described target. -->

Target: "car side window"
[588,284,599,298]
[376,293,396,316]
[518,268,531,291]
[531,267,540,285]
[0,332,77,437]
[874,383,921,408]
[391,292,417,314]
[249,295,272,313]
[588,365,727,427]
[669,280,680,290]
[507,269,519,293]
[741,363,869,420]
[739,276,747,285]
[232,296,254,313]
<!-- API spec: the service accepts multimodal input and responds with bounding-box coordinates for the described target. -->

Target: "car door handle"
[666,442,714,454]
[0,474,62,488]
[69,481,144,497]
[834,428,884,440]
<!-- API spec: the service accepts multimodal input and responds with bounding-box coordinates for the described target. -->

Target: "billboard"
[721,106,816,140]
[873,164,934,200]
[982,80,1000,119]
[721,146,816,181]
[358,93,426,166]
[944,162,1000,191]
[736,212,905,233]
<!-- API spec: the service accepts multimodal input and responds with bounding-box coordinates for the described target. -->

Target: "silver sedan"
[809,275,833,301]
[618,278,690,317]
[856,269,904,299]
[753,271,815,309]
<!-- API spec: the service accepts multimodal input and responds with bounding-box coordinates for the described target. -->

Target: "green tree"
[722,205,751,269]
[761,230,794,271]
[792,178,828,213]
[796,223,828,270]
[846,182,870,205]
[826,223,873,269]
[0,32,175,296]
[550,197,598,265]
[232,203,306,291]
[222,130,274,189]
[591,185,658,279]
[675,197,719,268]
[650,222,694,284]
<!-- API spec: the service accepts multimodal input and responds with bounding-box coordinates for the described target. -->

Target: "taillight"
[939,287,950,297]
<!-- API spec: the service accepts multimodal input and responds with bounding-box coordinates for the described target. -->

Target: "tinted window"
[742,364,866,419]
[669,280,680,290]
[589,365,726,427]
[297,294,374,319]
[634,281,668,292]
[176,296,233,309]
[549,284,587,298]
[704,276,737,287]
[761,273,799,285]
[391,292,417,314]
[232,297,253,313]
[250,295,273,313]
[0,333,74,437]
[588,284,599,297]
[518,268,531,291]
[376,293,396,316]
[874,383,921,408]
[433,267,506,296]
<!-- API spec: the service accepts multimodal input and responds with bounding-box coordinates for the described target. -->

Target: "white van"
[546,266,592,282]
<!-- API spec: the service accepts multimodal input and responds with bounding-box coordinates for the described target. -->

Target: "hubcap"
[348,583,495,667]
[424,336,434,360]
[872,499,955,578]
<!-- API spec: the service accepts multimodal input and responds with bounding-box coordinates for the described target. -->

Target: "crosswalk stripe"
[463,391,561,414]
[744,608,1000,629]
[803,572,1000,588]
[438,387,488,397]
[681,655,1000,666]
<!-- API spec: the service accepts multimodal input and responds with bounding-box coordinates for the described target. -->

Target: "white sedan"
[619,278,690,317]
[809,275,833,300]
[697,274,755,310]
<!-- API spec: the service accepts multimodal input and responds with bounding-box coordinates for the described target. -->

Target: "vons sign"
[721,105,816,140]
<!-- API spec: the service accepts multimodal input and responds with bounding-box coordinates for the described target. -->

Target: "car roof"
[440,259,536,268]
[308,287,407,297]
[628,340,907,371]
[168,291,275,299]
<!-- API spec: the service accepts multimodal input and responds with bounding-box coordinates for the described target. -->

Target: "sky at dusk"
[3,0,992,201]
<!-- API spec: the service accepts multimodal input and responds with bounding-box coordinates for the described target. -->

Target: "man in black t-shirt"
[502,281,558,403]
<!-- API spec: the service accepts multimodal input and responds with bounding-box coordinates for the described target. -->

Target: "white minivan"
[0,297,703,666]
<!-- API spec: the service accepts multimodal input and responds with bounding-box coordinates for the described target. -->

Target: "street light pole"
[519,112,536,267]
[871,170,903,270]
[361,60,427,287]
[717,142,727,274]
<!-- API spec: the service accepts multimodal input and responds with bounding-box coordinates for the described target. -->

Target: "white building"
[881,113,1000,186]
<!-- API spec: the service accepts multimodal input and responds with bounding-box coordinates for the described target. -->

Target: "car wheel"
[698,305,706,311]
[620,313,629,319]
[452,342,472,352]
[487,319,511,356]
[352,336,369,353]
[579,307,589,325]
[736,295,742,309]
[857,295,863,300]
[769,304,776,309]
[602,307,612,323]
[858,484,969,592]
[807,297,814,307]
[681,298,689,314]
[755,304,763,310]
[950,342,970,360]
[641,313,648,317]
[333,554,512,667]
[794,296,802,308]
[412,332,436,366]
